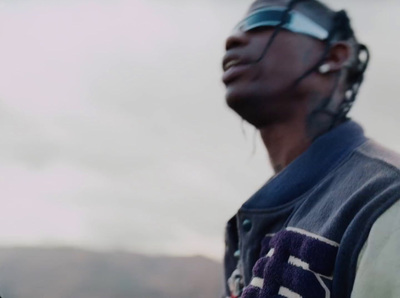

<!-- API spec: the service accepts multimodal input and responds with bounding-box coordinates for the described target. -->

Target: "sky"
[0,0,399,261]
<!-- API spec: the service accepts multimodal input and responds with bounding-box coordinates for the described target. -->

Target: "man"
[221,0,400,297]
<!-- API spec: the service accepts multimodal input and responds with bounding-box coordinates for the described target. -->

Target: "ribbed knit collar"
[241,120,367,210]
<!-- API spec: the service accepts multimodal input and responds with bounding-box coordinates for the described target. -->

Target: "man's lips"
[222,61,251,84]
[222,54,252,84]
[223,59,242,72]
[222,54,248,72]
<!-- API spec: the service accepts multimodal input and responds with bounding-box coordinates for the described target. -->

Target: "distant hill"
[0,247,223,298]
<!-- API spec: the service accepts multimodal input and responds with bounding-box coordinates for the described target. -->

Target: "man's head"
[222,0,369,130]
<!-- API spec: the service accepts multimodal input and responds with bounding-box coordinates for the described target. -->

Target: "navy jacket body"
[224,121,400,298]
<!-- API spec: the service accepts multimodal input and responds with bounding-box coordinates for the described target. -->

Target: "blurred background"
[0,0,398,297]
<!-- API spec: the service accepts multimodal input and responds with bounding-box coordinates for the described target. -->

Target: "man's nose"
[225,28,249,51]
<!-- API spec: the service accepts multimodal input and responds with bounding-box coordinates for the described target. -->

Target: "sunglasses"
[235,7,329,41]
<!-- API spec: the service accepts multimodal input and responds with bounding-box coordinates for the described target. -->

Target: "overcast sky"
[0,0,399,260]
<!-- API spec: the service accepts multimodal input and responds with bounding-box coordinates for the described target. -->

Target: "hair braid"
[333,44,370,123]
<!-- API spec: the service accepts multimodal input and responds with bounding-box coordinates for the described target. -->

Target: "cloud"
[0,0,398,260]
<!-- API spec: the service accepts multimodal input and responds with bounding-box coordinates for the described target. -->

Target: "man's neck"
[258,83,347,173]
[260,118,312,174]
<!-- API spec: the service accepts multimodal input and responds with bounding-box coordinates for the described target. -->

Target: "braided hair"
[289,0,370,125]
[328,10,370,124]
[252,0,370,126]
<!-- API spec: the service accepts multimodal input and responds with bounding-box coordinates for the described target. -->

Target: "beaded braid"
[322,8,370,124]
[299,9,356,123]
[284,1,370,125]
[251,0,369,125]
[333,44,370,124]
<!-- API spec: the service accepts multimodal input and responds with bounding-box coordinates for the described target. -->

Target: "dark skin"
[222,1,352,173]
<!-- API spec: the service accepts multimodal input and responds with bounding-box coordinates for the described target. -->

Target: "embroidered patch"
[242,227,339,298]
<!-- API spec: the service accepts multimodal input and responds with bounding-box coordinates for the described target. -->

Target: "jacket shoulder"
[355,140,400,172]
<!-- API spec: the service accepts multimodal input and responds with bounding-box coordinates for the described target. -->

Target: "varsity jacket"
[223,120,400,298]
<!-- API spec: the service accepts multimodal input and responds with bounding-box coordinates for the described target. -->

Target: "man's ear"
[321,41,352,72]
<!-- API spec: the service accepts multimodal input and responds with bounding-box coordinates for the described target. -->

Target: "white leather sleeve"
[351,199,400,298]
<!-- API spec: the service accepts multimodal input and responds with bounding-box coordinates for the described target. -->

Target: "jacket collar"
[241,120,367,210]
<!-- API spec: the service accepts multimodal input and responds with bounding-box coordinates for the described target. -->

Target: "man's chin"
[225,92,262,127]
[226,91,247,114]
[225,85,251,109]
[225,90,284,128]
[224,80,263,108]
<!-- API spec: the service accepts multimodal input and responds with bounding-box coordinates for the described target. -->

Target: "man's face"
[222,1,326,127]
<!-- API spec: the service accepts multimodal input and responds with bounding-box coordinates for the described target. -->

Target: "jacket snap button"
[242,219,252,232]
